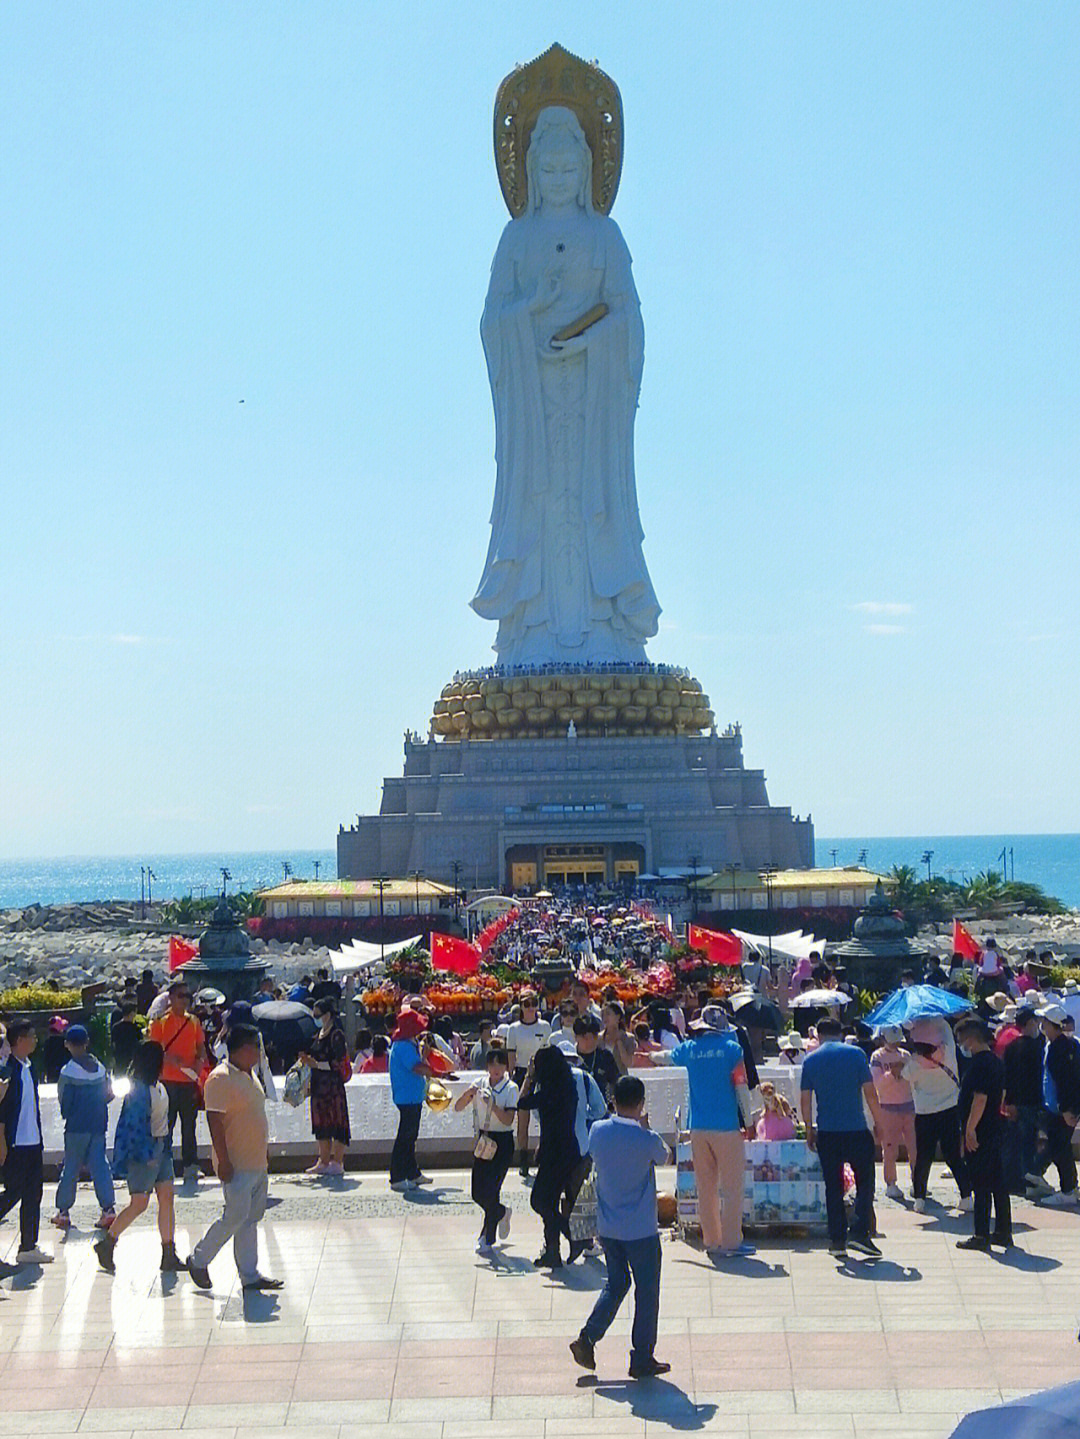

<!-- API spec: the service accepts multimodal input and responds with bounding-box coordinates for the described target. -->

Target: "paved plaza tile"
[1,1166,1078,1438]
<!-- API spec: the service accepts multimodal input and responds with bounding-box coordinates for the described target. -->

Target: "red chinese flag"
[952,920,982,961]
[431,931,481,975]
[687,923,743,966]
[168,935,199,972]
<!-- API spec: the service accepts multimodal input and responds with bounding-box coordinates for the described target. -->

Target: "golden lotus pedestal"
[430,668,715,742]
[337,666,813,892]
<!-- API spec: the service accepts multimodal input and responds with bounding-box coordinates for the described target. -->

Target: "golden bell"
[425,1079,453,1112]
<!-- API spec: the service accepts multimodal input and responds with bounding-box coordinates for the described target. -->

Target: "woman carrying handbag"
[454,1046,519,1255]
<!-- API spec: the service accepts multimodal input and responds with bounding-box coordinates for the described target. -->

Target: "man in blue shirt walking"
[570,1075,671,1379]
[800,1016,884,1258]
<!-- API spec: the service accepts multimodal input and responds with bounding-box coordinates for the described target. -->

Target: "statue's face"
[535,138,584,208]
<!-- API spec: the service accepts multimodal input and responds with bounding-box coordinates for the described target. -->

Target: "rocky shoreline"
[3,900,1080,996]
[0,903,333,993]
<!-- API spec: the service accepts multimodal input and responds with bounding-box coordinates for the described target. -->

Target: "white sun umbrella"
[789,988,853,1008]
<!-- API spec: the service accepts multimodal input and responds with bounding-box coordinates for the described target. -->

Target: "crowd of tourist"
[3,921,1080,1378]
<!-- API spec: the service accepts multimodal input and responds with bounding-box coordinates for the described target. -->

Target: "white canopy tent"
[328,933,423,976]
[732,929,827,963]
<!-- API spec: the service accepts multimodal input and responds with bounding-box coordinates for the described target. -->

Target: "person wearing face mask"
[954,1017,1011,1250]
[298,1000,350,1177]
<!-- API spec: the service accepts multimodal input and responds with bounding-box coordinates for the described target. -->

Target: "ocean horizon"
[1,833,1078,911]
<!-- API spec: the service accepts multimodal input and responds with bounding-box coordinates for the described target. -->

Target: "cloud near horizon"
[852,602,914,616]
[864,623,908,635]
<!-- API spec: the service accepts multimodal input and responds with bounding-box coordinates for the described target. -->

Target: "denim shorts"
[126,1141,174,1194]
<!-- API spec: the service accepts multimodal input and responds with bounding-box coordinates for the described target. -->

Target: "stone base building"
[338,724,813,891]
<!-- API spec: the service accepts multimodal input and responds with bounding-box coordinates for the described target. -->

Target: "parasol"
[789,989,853,1009]
[727,990,784,1031]
[865,984,973,1030]
[251,1000,317,1068]
[950,1379,1080,1437]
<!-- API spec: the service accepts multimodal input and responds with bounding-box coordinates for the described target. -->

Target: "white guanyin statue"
[472,61,661,667]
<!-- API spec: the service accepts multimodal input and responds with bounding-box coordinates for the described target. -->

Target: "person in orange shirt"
[147,980,206,1181]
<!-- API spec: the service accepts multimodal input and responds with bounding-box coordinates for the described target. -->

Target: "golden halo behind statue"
[494,43,623,219]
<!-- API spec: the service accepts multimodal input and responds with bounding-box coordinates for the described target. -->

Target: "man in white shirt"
[0,1020,52,1265]
[506,991,551,1175]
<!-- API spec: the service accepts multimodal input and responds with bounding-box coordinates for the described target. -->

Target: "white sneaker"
[16,1248,53,1264]
[913,1198,926,1214]
[414,1174,434,1185]
[1026,1173,1054,1197]
[1039,1190,1080,1208]
[476,1238,495,1256]
[389,1179,412,1192]
[885,1184,903,1200]
[498,1208,511,1241]
[958,1195,974,1212]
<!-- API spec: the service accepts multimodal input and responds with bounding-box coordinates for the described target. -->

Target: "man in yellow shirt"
[187,1025,280,1292]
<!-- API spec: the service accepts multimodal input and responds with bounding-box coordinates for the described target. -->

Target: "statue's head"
[526,106,594,215]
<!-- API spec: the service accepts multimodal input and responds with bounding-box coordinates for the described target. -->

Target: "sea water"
[1,835,1078,911]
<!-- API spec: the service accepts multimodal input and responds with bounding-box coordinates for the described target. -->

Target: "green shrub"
[0,984,83,1013]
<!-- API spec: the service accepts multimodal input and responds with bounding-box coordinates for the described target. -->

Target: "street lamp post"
[373,876,390,962]
[725,863,739,915]
[140,866,146,920]
[147,869,156,911]
[688,854,700,921]
[451,860,462,924]
[313,859,320,881]
[282,860,293,882]
[759,867,777,967]
[220,867,231,898]
[408,870,423,920]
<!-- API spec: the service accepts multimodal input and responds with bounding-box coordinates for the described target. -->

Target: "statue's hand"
[548,331,587,358]
[529,268,562,314]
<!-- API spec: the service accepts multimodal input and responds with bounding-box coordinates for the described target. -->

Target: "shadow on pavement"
[588,1376,718,1429]
[836,1259,921,1282]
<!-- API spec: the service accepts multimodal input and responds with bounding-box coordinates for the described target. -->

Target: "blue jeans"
[1003,1105,1041,1193]
[583,1234,661,1364]
[56,1131,115,1214]
[191,1170,269,1283]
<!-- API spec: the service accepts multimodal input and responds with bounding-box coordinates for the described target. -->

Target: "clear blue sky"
[2,2,1078,858]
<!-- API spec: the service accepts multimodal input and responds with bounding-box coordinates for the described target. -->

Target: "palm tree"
[888,864,919,913]
[965,870,1003,916]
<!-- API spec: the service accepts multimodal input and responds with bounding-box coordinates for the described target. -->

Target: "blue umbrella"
[950,1379,1080,1436]
[865,983,973,1031]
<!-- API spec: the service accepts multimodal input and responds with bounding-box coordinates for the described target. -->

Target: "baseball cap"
[65,1024,89,1044]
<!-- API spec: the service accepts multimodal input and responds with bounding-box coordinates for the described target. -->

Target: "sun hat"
[878,1024,906,1045]
[985,992,1011,1014]
[48,1015,70,1035]
[392,1008,429,1041]
[1039,1003,1068,1026]
[779,1032,805,1051]
[1064,981,1080,996]
[689,1004,730,1033]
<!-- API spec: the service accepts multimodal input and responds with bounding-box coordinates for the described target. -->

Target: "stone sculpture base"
[181,957,270,1007]
[339,725,812,892]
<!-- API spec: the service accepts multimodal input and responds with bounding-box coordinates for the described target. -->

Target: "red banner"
[431,931,481,975]
[687,923,743,966]
[168,935,199,972]
[952,919,982,962]
[476,908,519,954]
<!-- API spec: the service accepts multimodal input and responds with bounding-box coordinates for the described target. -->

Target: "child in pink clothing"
[870,1025,916,1198]
[755,1082,797,1140]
